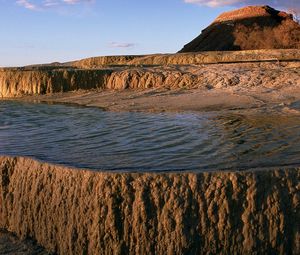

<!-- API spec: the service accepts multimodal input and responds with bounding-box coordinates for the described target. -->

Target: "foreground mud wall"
[0,156,299,254]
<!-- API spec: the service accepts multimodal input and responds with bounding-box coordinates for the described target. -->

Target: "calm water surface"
[0,101,299,172]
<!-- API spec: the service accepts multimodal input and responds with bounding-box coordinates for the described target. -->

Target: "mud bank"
[0,156,299,254]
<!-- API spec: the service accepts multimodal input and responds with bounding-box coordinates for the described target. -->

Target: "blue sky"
[0,0,297,66]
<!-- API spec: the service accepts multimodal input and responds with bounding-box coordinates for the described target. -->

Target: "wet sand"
[1,157,299,254]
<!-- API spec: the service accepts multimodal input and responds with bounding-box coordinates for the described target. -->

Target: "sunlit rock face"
[179,6,300,52]
[0,156,299,254]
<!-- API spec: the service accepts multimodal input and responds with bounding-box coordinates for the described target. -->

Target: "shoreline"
[5,85,300,115]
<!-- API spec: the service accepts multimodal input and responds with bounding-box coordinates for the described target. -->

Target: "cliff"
[0,156,299,254]
[0,67,202,97]
[179,6,300,52]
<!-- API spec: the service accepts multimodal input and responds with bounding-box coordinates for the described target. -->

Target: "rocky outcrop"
[179,6,300,52]
[0,156,299,254]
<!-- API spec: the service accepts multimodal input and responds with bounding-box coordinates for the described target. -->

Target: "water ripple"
[0,101,299,172]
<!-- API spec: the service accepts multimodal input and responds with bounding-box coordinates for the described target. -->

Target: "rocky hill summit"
[179,6,300,52]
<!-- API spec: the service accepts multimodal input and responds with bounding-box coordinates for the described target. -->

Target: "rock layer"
[69,49,300,68]
[0,156,299,254]
[71,55,145,69]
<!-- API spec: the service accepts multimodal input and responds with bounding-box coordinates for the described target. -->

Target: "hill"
[179,6,300,52]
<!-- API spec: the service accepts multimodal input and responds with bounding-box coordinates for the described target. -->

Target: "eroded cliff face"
[0,69,112,97]
[105,68,202,90]
[0,156,299,254]
[0,68,200,97]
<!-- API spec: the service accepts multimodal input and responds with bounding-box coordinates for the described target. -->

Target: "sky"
[0,0,298,66]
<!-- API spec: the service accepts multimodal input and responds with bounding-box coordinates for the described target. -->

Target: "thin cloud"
[108,42,136,48]
[16,0,39,10]
[63,0,88,4]
[16,0,93,11]
[184,0,300,10]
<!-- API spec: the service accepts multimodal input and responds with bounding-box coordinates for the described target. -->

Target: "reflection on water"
[0,101,299,172]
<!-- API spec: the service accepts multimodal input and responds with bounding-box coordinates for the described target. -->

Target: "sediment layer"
[127,49,300,66]
[71,49,300,68]
[0,156,299,254]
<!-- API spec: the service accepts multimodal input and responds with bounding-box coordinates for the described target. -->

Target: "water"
[0,100,299,172]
